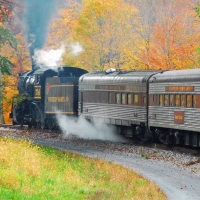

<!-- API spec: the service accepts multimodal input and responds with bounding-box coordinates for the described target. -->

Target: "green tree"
[0,27,16,74]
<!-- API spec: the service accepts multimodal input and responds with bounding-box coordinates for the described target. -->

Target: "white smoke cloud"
[69,42,84,56]
[32,45,65,68]
[56,113,127,142]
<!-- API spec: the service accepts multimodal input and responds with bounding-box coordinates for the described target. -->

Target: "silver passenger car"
[149,69,200,147]
[79,70,159,137]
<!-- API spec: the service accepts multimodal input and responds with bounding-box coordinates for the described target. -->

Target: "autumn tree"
[0,0,30,123]
[139,0,200,70]
[195,3,200,63]
[0,0,16,123]
[48,0,141,71]
[131,0,157,70]
[0,0,17,74]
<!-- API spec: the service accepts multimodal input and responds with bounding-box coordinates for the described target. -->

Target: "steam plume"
[33,45,65,69]
[57,113,128,142]
[24,0,64,69]
[70,42,84,56]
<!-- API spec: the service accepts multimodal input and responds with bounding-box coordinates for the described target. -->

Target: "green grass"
[0,137,167,200]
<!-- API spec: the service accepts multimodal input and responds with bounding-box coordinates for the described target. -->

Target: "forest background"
[0,0,200,123]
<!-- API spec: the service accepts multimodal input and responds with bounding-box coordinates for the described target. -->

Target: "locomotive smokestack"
[24,0,63,70]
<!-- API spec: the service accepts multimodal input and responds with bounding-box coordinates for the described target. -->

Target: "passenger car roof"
[149,69,200,83]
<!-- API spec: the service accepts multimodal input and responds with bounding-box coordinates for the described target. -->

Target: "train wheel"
[40,121,45,129]
[165,132,175,146]
[28,122,32,129]
[46,119,55,130]
[36,122,41,129]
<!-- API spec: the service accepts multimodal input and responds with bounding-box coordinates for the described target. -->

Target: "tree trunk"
[0,71,4,124]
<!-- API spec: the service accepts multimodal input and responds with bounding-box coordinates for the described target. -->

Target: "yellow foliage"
[48,0,141,71]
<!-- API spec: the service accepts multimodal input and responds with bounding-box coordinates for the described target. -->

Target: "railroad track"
[0,123,200,156]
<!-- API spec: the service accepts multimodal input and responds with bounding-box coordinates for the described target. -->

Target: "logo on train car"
[165,86,194,92]
[34,86,41,99]
[174,111,184,124]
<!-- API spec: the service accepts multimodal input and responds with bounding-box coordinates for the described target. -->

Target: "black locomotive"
[10,66,88,129]
[10,67,200,148]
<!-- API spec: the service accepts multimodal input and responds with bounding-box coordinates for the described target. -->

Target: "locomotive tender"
[10,67,200,148]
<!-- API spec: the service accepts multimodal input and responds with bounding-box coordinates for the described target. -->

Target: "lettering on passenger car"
[174,111,184,124]
[95,85,126,90]
[166,86,194,92]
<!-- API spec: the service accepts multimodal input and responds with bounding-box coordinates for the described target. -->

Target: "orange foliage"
[141,0,200,70]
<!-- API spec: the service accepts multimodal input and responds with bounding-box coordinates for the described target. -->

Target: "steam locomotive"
[10,66,200,148]
[10,66,88,129]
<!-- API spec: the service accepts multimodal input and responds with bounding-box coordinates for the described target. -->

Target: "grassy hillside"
[0,137,167,199]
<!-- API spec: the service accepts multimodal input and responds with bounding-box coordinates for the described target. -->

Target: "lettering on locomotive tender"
[174,111,184,124]
[48,97,69,103]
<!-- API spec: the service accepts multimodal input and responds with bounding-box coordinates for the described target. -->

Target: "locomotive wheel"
[40,121,45,129]
[28,122,32,129]
[32,121,37,128]
[46,119,55,130]
[36,122,41,129]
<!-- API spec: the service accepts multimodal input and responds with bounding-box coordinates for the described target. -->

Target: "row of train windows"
[158,94,197,108]
[109,93,145,105]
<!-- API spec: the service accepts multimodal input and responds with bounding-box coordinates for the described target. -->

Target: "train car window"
[175,95,180,107]
[169,95,174,106]
[159,95,163,106]
[116,93,121,104]
[193,95,197,108]
[122,93,126,105]
[187,95,192,108]
[143,96,146,104]
[101,92,107,103]
[108,92,112,104]
[153,94,157,102]
[134,94,138,103]
[96,92,100,103]
[83,91,89,102]
[181,95,186,107]
[128,94,132,105]
[164,95,169,106]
